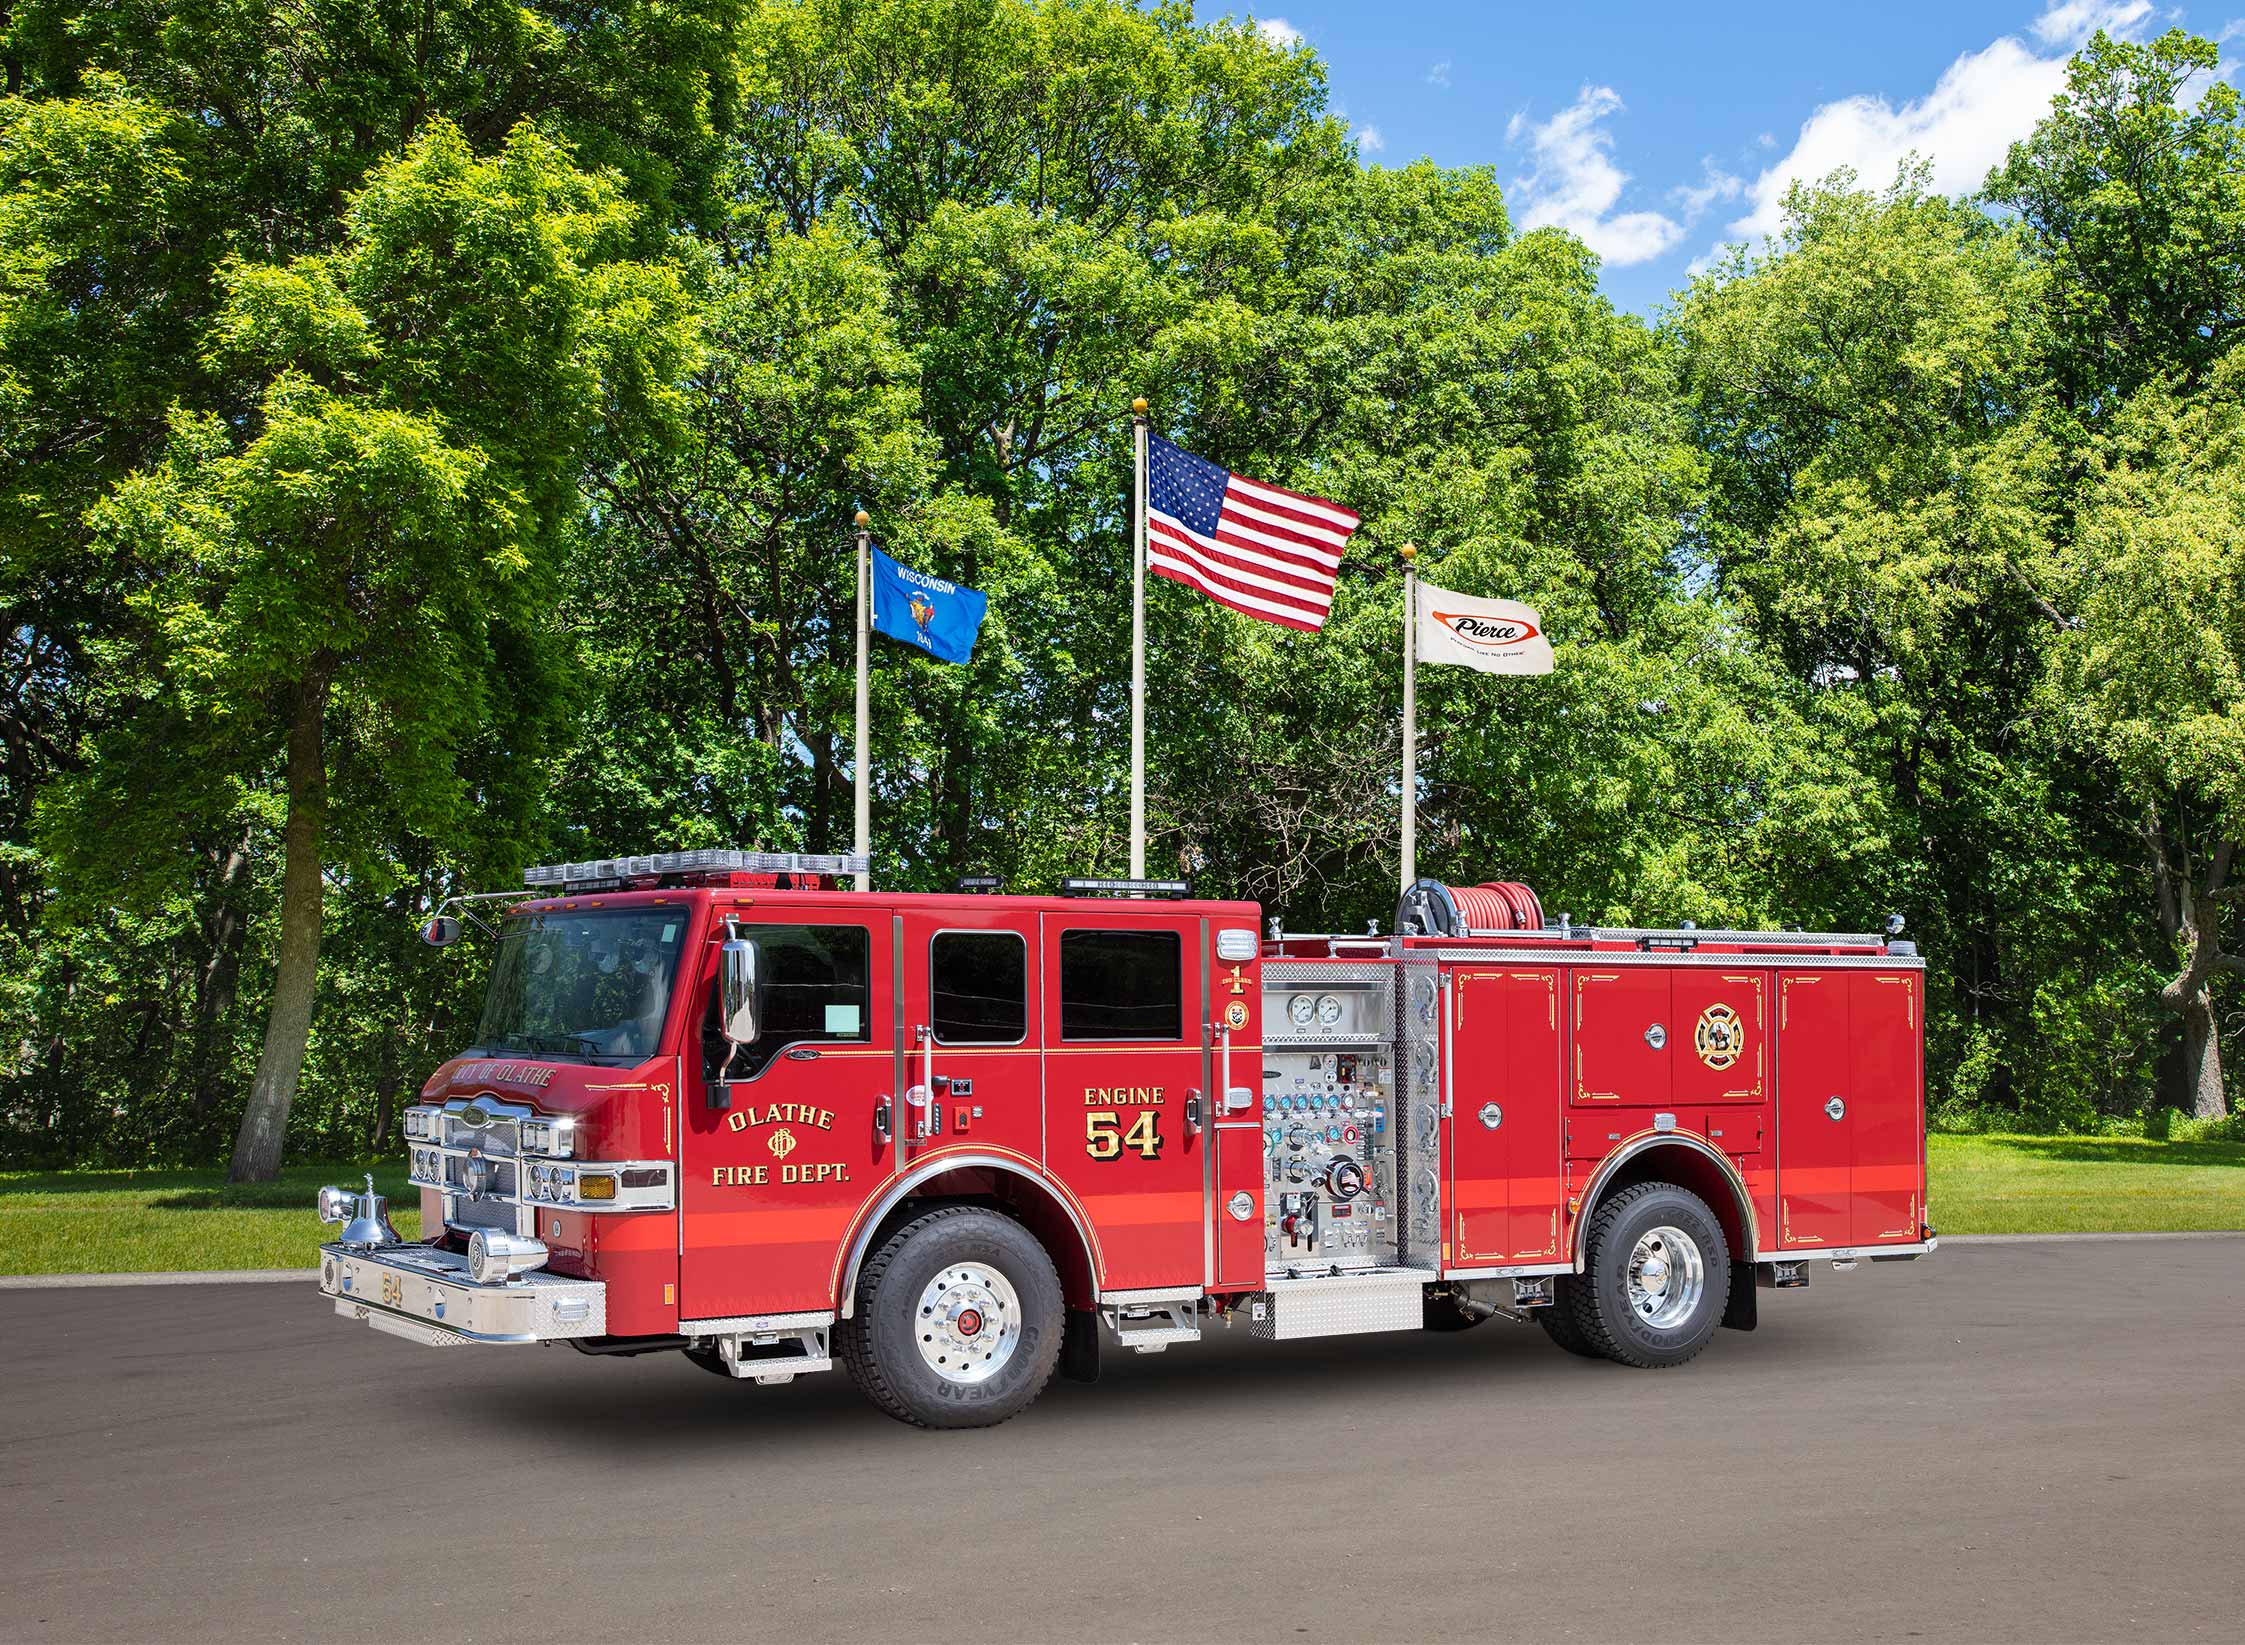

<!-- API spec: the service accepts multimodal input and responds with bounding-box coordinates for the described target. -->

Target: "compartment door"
[1850,971,1924,1244]
[1775,971,1851,1249]
[1571,970,1671,1105]
[1447,968,1565,1266]
[1672,970,1768,1106]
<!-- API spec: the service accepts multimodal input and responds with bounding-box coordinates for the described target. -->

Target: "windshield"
[471,908,688,1064]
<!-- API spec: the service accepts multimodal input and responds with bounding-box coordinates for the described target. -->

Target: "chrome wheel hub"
[915,1264,1022,1385]
[1625,1224,1705,1330]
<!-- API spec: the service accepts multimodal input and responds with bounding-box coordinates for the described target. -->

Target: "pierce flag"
[869,544,987,665]
[1414,582,1554,675]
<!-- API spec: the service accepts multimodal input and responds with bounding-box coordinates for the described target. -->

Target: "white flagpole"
[853,509,872,894]
[1130,396,1149,880]
[1400,542,1417,894]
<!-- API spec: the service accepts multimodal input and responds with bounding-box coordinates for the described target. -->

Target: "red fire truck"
[317,850,1933,1428]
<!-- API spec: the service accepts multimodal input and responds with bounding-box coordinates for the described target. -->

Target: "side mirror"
[420,915,462,948]
[720,937,763,1046]
[709,935,765,1111]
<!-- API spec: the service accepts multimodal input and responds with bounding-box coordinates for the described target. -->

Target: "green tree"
[1674,173,2097,1117]
[2049,354,2245,1118]
[1986,27,2245,413]
[52,122,685,1178]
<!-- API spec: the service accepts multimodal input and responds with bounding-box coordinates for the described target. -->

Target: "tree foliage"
[0,7,2241,1168]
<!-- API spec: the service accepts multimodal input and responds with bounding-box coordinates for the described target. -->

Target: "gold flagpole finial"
[1398,541,1417,563]
[853,509,870,528]
[1131,397,1148,416]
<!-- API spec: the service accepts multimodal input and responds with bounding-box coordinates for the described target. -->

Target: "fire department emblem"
[767,1126,798,1160]
[1224,999,1248,1030]
[1694,1003,1744,1071]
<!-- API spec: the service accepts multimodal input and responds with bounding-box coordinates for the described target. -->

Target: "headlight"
[402,1107,438,1141]
[519,1116,575,1158]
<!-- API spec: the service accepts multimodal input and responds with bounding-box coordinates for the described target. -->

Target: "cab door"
[897,910,1042,1166]
[680,910,897,1319]
[1039,912,1206,1292]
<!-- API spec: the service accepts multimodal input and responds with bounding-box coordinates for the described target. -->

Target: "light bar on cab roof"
[1060,876,1191,898]
[524,849,870,888]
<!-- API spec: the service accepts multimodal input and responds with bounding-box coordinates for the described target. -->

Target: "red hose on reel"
[1452,881,1544,932]
[1395,878,1546,936]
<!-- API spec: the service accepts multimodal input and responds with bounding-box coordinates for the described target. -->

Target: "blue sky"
[1239,1,2243,314]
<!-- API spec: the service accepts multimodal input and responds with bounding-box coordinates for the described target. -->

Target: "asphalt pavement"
[3,1237,2241,1643]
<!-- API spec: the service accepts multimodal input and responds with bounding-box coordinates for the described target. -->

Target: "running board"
[1099,1291,1201,1354]
[708,1325,833,1384]
[1245,1266,1436,1341]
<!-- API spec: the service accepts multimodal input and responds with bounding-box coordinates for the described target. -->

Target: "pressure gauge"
[1316,994,1344,1027]
[1287,994,1317,1027]
[1263,1092,1277,1115]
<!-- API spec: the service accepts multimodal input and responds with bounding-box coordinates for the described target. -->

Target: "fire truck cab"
[319,852,1932,1428]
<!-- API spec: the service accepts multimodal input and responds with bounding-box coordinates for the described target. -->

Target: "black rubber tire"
[835,1205,1063,1429]
[1422,1289,1490,1332]
[1536,1275,1606,1358]
[1563,1181,1730,1369]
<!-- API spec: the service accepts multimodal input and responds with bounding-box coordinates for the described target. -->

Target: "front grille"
[450,1197,520,1233]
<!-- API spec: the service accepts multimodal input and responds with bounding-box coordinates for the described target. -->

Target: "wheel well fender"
[835,1155,1101,1318]
[1570,1135,1757,1271]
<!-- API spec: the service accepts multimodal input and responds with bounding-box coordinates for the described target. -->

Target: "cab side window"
[932,930,1029,1045]
[1059,929,1182,1042]
[703,924,870,1083]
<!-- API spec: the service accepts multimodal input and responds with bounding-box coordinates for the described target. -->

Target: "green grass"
[0,1160,418,1275]
[1929,1133,2245,1234]
[1,1135,2238,1275]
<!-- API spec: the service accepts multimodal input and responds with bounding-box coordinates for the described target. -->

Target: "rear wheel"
[1565,1182,1730,1369]
[836,1205,1063,1429]
[1536,1276,1604,1358]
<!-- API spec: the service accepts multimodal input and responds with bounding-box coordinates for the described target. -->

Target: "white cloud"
[1356,124,1386,152]
[1505,85,1687,266]
[1255,17,1302,49]
[2032,1,2150,46]
[1718,0,2153,250]
[1428,59,1452,88]
[1672,157,1745,217]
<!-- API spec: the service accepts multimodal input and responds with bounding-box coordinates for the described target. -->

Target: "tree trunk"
[2145,804,2234,1123]
[228,679,328,1183]
[190,833,255,1118]
[370,1023,401,1156]
[2181,985,2225,1120]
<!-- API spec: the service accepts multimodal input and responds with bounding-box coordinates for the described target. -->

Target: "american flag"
[1146,435,1360,632]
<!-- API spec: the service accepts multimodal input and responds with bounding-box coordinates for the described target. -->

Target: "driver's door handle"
[874,1096,893,1144]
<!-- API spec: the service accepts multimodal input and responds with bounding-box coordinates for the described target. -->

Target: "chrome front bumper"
[319,1241,606,1346]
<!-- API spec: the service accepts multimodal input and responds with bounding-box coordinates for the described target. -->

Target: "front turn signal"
[576,1173,617,1202]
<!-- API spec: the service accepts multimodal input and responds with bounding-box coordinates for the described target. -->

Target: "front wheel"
[1564,1181,1730,1369]
[836,1205,1063,1429]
